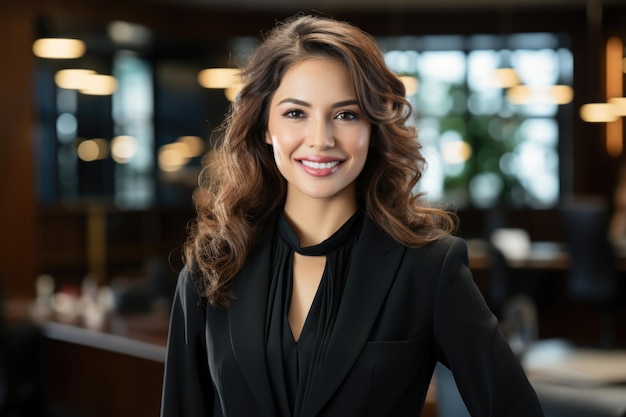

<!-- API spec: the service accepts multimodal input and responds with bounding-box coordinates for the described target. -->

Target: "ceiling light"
[198,68,240,89]
[55,69,96,90]
[506,85,573,105]
[33,38,86,59]
[609,97,626,116]
[79,74,118,95]
[580,103,618,123]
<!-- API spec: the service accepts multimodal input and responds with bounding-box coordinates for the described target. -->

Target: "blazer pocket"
[361,338,423,383]
[358,339,428,414]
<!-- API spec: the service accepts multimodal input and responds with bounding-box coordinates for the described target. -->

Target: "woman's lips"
[297,158,343,176]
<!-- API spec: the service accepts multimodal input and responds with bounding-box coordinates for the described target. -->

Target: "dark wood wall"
[0,2,39,298]
[1,0,625,300]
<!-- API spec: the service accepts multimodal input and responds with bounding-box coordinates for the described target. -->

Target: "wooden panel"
[42,338,164,417]
[0,2,39,299]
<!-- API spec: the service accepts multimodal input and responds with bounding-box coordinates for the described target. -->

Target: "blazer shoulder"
[403,234,469,269]
[173,263,209,308]
[361,214,467,260]
[426,233,468,255]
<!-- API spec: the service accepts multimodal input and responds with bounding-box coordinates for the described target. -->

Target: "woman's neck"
[283,193,358,247]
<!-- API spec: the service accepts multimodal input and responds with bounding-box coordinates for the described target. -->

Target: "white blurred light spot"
[111,135,138,163]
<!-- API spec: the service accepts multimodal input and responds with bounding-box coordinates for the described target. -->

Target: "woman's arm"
[433,238,544,416]
[160,266,215,417]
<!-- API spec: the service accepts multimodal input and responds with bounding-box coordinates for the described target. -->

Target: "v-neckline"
[288,253,327,342]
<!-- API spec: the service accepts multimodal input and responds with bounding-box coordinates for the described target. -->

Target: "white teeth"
[301,160,339,169]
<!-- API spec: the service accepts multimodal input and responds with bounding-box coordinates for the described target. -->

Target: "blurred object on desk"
[491,228,531,262]
[523,340,626,417]
[500,294,539,356]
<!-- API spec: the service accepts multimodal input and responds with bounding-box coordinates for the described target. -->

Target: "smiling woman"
[161,14,545,417]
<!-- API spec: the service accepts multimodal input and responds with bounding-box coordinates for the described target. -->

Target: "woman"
[161,14,544,417]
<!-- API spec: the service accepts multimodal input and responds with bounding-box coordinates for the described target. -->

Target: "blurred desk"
[467,239,626,271]
[533,382,626,417]
[467,239,570,270]
[40,312,168,417]
[524,343,626,417]
[4,301,169,417]
[41,314,167,363]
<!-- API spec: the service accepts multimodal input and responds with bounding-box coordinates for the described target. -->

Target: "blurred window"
[112,51,155,208]
[381,33,571,209]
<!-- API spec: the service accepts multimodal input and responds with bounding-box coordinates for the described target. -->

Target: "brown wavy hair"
[186,14,457,307]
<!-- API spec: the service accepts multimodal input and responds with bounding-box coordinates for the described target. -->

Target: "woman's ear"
[265,132,273,145]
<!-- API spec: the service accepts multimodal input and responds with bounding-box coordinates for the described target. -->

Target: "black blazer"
[161,215,544,417]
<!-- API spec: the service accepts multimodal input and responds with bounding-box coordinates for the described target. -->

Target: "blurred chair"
[561,197,618,347]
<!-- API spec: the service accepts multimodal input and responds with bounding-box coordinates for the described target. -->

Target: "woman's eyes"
[283,109,305,118]
[335,111,359,120]
[281,109,360,120]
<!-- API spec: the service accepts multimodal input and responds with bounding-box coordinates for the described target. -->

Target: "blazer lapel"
[303,215,405,417]
[228,223,278,417]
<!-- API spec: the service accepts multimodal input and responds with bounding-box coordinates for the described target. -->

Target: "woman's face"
[265,57,371,204]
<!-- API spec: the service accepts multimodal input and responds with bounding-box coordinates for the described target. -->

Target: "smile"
[300,160,340,170]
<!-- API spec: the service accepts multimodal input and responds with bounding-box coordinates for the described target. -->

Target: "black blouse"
[265,210,364,417]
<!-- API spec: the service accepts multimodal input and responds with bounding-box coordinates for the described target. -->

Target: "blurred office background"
[1,0,626,416]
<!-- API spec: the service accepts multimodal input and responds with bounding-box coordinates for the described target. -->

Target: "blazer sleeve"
[433,237,544,416]
[160,266,215,417]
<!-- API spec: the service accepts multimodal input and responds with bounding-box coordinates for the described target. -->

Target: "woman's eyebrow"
[331,99,359,108]
[277,98,310,107]
[276,98,359,108]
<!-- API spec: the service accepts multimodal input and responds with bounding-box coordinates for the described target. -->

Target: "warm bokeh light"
[224,84,242,102]
[399,75,419,96]
[492,68,521,89]
[550,85,575,105]
[506,85,574,105]
[579,103,619,123]
[111,135,138,163]
[176,136,204,158]
[158,143,189,172]
[79,74,118,95]
[198,68,240,89]
[441,140,472,164]
[33,38,86,59]
[55,69,97,90]
[77,138,109,162]
[55,70,117,95]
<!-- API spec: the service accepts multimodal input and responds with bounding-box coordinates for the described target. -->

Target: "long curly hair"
[186,14,457,307]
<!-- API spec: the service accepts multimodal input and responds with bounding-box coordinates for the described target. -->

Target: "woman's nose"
[304,118,335,149]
